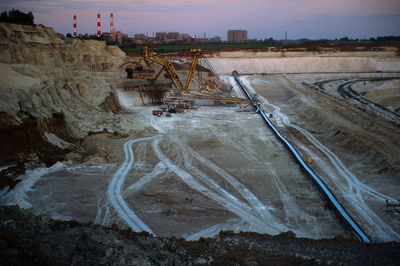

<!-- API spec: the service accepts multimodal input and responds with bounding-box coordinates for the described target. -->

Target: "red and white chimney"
[97,13,101,37]
[73,15,77,37]
[110,13,114,41]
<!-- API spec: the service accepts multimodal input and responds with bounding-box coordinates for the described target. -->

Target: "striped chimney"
[97,13,101,37]
[110,13,114,41]
[73,15,77,37]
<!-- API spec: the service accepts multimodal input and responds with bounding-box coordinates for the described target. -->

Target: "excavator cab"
[126,67,156,80]
[132,69,156,79]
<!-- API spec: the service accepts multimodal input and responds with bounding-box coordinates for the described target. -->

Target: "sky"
[1,0,400,40]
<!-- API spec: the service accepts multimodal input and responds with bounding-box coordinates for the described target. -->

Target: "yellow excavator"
[130,45,202,95]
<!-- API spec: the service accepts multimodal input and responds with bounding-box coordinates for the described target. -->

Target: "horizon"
[1,1,400,41]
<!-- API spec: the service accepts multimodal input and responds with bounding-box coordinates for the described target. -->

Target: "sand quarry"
[3,69,399,243]
[1,34,399,243]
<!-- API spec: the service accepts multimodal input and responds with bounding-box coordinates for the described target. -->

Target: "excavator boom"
[137,46,202,95]
[149,55,186,94]
[184,49,201,94]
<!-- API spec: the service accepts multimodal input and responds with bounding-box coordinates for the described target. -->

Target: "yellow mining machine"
[130,45,201,95]
[129,45,250,104]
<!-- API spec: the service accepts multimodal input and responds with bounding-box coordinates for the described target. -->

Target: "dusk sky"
[1,0,400,40]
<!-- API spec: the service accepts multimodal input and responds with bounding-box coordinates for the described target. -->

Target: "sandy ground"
[238,74,400,242]
[1,74,399,243]
[15,103,346,240]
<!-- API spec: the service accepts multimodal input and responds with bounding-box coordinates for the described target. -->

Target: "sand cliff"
[0,23,142,187]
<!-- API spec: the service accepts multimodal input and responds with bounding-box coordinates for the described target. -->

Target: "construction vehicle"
[152,110,163,116]
[130,46,251,105]
[168,107,177,113]
[130,45,204,95]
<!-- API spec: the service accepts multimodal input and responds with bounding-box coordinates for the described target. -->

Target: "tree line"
[0,9,34,25]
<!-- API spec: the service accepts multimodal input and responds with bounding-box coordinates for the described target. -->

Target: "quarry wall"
[0,22,138,181]
[207,54,400,74]
[0,22,132,139]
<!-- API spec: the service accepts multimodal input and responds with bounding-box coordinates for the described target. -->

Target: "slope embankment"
[0,23,138,189]
[207,51,400,74]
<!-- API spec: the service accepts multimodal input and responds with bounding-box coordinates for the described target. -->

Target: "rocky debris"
[99,92,125,114]
[0,206,399,265]
[43,132,74,150]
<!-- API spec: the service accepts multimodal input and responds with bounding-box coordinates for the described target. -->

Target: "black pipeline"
[232,71,371,243]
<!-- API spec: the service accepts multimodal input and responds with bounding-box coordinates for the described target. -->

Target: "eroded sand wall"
[207,57,400,74]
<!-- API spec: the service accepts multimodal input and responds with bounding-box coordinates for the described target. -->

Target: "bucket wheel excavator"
[128,45,250,104]
[130,45,201,95]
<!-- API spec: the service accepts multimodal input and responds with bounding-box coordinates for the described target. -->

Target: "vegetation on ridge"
[0,9,34,25]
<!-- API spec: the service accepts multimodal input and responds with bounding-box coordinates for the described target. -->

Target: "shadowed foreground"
[1,206,399,265]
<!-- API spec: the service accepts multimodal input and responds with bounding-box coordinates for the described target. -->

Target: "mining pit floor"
[2,74,399,243]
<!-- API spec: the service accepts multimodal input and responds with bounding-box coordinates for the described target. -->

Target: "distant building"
[196,38,209,44]
[166,32,179,40]
[102,32,113,42]
[115,31,128,44]
[213,36,221,42]
[155,32,166,41]
[180,33,191,41]
[134,33,147,40]
[227,30,247,43]
[132,39,145,45]
[103,31,128,44]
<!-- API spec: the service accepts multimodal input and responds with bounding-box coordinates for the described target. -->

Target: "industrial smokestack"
[73,15,77,37]
[97,13,101,37]
[110,13,114,41]
[285,30,287,41]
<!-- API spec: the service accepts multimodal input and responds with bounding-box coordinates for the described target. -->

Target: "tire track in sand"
[239,76,400,241]
[108,137,155,234]
[152,137,286,234]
